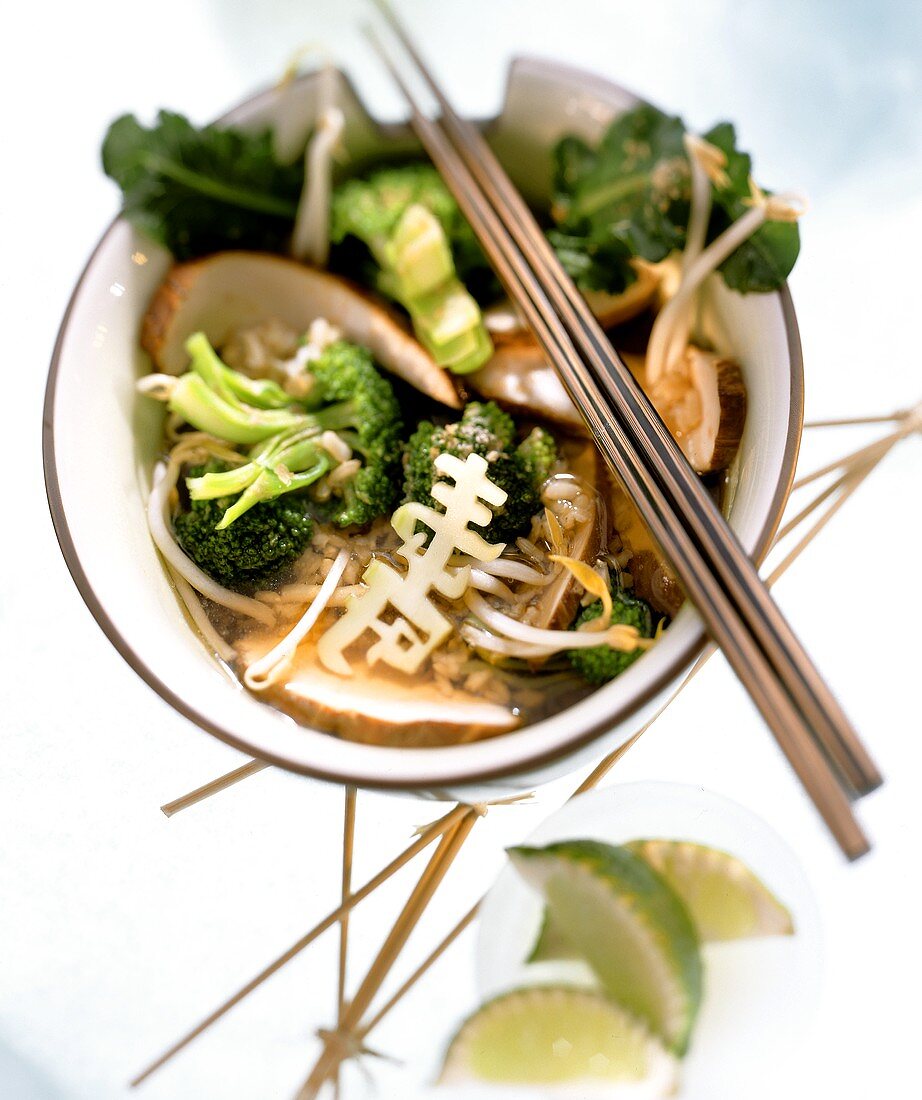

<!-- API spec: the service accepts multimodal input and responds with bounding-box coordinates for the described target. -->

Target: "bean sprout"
[461,623,558,660]
[147,453,276,627]
[475,558,554,586]
[647,176,806,385]
[469,569,515,601]
[291,63,344,265]
[464,590,648,654]
[244,548,349,691]
[166,564,237,662]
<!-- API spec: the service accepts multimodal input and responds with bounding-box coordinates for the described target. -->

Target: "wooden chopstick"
[365,14,876,858]
[368,0,881,803]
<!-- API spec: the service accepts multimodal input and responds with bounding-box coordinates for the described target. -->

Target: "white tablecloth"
[2,1,920,1096]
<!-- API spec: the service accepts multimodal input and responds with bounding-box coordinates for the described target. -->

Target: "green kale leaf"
[101,111,304,259]
[702,122,801,293]
[550,106,690,292]
[551,106,800,295]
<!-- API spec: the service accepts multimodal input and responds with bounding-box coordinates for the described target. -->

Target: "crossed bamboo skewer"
[134,403,919,1095]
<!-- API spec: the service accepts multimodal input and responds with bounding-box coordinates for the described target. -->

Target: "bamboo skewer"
[804,408,915,429]
[356,902,481,1040]
[129,804,468,1087]
[333,786,356,1100]
[295,811,479,1099]
[793,418,919,490]
[160,759,269,817]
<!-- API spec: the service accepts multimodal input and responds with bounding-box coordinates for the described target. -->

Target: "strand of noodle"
[164,411,187,443]
[148,460,276,627]
[327,458,362,487]
[166,565,237,662]
[464,590,647,653]
[166,433,243,467]
[515,537,545,563]
[244,549,349,691]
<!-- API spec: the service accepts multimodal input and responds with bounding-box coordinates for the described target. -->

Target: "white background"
[2,1,921,1097]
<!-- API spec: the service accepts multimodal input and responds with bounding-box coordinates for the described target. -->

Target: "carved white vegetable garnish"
[317,452,506,676]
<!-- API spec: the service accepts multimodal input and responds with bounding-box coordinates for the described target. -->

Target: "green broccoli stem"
[218,452,330,528]
[307,401,361,434]
[168,373,307,444]
[185,332,294,410]
[188,429,333,528]
[186,462,257,500]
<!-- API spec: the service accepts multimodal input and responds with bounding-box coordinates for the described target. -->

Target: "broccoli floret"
[330,165,496,373]
[403,401,555,543]
[303,341,404,526]
[567,588,657,685]
[148,334,404,530]
[516,426,558,486]
[453,400,516,450]
[331,164,483,281]
[174,463,314,592]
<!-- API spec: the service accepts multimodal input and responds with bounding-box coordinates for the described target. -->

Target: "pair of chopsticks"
[366,1,881,858]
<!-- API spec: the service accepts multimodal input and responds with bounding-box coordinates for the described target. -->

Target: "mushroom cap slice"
[234,631,518,747]
[650,347,747,475]
[527,440,610,635]
[140,251,462,409]
[470,345,647,435]
[472,341,745,476]
[471,341,586,432]
[610,484,685,619]
[483,262,659,343]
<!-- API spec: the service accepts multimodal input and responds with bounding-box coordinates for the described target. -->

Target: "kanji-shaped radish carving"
[317,452,506,675]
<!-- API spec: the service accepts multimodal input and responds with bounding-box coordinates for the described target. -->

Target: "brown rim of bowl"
[41,58,804,792]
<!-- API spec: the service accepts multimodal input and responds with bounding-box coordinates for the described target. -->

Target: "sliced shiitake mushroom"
[140,251,462,409]
[472,342,745,475]
[525,439,610,635]
[483,263,659,343]
[234,633,518,747]
[471,341,586,433]
[610,485,685,619]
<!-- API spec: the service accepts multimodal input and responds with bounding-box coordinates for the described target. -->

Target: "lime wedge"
[510,841,702,1054]
[529,841,793,960]
[528,906,581,963]
[625,839,794,942]
[439,986,678,1095]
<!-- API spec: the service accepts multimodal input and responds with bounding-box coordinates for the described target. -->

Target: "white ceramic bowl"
[43,59,802,798]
